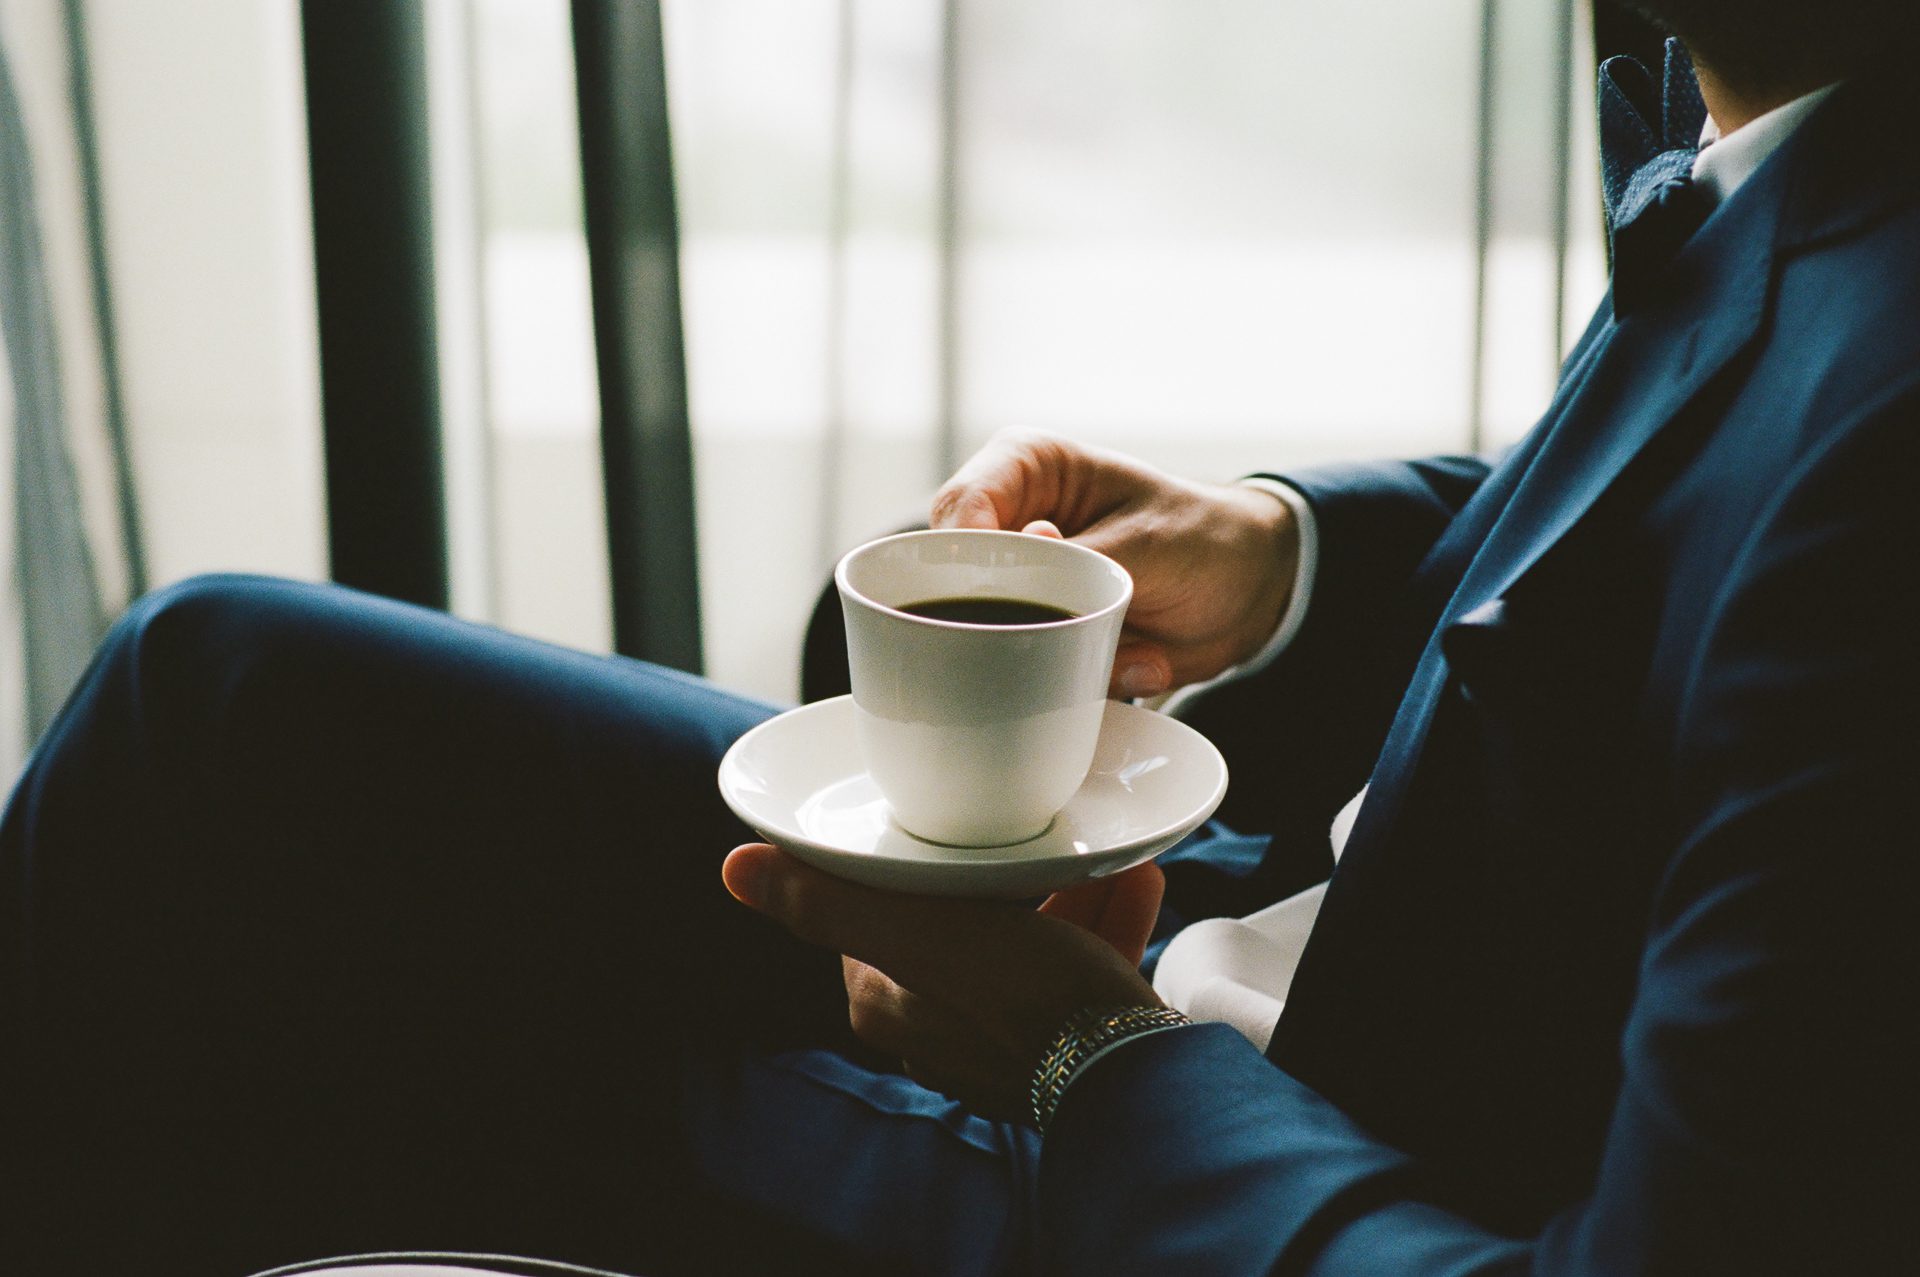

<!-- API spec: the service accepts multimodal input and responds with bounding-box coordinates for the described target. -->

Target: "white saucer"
[718,695,1228,898]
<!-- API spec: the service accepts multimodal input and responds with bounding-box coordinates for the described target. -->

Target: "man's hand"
[722,843,1166,1123]
[932,429,1299,699]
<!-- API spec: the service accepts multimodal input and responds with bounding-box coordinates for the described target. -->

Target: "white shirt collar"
[1692,83,1842,203]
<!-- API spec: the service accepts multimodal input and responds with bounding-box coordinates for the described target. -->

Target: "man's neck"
[1695,59,1831,135]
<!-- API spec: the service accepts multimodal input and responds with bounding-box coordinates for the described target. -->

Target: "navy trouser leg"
[0,577,1036,1276]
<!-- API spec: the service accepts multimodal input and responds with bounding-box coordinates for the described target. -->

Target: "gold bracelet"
[1029,1005,1192,1134]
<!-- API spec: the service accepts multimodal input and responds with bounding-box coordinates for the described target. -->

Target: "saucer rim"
[718,695,1228,866]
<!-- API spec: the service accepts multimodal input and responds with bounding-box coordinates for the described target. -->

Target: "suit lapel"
[1463,260,1768,610]
[1320,147,1788,896]
[1264,171,1791,1069]
[1267,74,1920,1091]
[1460,73,1917,635]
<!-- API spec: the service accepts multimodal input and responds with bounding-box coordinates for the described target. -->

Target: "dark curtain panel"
[302,0,449,610]
[571,0,703,673]
[0,33,107,737]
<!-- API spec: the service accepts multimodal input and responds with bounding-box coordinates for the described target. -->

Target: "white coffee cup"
[835,529,1133,847]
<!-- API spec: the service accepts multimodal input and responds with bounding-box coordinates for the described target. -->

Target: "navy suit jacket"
[1038,81,1919,1273]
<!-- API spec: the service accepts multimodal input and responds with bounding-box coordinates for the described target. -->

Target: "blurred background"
[0,0,1662,782]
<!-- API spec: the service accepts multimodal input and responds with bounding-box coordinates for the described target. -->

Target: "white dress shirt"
[1152,83,1840,1050]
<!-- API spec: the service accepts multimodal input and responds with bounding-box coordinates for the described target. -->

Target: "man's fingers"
[724,844,1011,992]
[1110,641,1173,700]
[930,431,1073,532]
[1038,862,1166,965]
[1096,861,1166,966]
[930,438,1026,530]
[842,956,1031,1117]
[1037,869,1125,934]
[1021,519,1064,539]
[931,485,1005,531]
[842,956,973,1058]
[842,955,921,1056]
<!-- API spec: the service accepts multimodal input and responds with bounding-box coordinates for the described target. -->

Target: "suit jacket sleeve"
[1038,380,1920,1274]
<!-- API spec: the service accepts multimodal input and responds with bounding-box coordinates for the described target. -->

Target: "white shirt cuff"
[1158,478,1318,716]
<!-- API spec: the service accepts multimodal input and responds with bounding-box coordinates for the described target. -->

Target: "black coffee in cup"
[837,529,1132,844]
[900,596,1080,626]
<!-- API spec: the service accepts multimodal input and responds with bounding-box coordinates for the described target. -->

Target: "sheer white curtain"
[449,0,612,650]
[81,0,326,592]
[665,0,1605,703]
[0,0,325,782]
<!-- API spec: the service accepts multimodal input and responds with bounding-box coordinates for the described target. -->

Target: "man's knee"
[49,574,315,768]
[114,571,305,654]
[107,572,299,675]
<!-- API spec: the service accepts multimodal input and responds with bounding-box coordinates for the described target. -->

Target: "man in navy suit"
[4,2,1917,1273]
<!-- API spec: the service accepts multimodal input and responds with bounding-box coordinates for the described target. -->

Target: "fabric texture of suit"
[1046,76,1919,1273]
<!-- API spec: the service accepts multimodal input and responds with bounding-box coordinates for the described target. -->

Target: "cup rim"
[834,528,1133,632]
